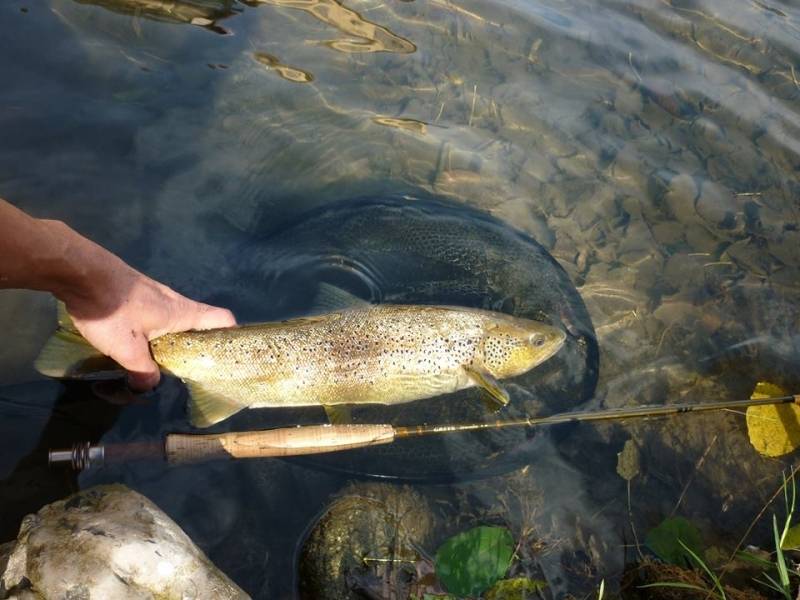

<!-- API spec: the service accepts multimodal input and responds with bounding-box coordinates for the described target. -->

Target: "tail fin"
[34,301,124,380]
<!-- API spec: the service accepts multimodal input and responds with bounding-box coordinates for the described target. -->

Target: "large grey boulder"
[1,484,249,600]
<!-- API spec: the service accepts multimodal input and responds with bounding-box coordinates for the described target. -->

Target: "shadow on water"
[0,383,123,542]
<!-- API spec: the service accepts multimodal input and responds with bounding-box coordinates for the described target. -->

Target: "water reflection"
[73,0,236,29]
[255,0,416,53]
[372,116,428,134]
[253,51,314,82]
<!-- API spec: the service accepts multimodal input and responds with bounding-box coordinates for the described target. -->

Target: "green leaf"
[616,439,640,481]
[434,526,514,597]
[781,523,800,550]
[645,517,704,567]
[773,516,790,590]
[678,540,726,599]
[484,577,547,600]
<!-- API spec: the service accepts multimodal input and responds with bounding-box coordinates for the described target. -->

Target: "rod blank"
[48,394,800,469]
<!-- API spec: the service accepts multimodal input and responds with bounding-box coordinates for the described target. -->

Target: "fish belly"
[248,364,468,408]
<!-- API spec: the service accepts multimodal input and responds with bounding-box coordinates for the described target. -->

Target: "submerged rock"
[0,484,248,600]
[298,483,434,600]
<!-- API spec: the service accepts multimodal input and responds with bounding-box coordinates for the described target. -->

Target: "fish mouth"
[536,329,567,365]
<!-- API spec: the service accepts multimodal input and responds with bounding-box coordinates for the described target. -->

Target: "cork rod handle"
[165,423,397,463]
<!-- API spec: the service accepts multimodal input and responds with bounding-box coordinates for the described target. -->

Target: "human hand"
[64,266,236,391]
[0,202,236,390]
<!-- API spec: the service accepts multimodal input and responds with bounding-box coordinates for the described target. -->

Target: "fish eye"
[531,334,546,347]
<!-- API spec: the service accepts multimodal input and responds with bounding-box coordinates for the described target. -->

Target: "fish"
[35,289,566,428]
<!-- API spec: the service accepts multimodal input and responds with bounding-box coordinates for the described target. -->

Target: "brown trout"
[36,300,565,428]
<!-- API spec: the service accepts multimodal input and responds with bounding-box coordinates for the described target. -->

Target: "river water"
[1,0,799,597]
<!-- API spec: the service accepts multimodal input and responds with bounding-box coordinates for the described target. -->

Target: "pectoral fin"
[186,380,246,428]
[463,365,509,412]
[323,404,353,425]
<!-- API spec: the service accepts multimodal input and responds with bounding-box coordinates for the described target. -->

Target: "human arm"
[0,199,236,390]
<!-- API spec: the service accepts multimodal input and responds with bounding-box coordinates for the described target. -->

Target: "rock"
[298,483,434,600]
[614,86,643,116]
[664,173,699,224]
[1,485,248,600]
[695,181,741,233]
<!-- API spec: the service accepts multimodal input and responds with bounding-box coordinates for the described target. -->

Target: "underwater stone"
[298,483,434,600]
[614,86,643,116]
[651,221,685,247]
[685,223,721,254]
[691,116,727,153]
[664,173,699,224]
[0,485,249,600]
[696,181,741,233]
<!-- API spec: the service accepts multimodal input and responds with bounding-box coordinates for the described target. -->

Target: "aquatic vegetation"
[483,576,547,600]
[433,525,514,597]
[644,517,704,568]
[642,541,728,599]
[632,471,800,599]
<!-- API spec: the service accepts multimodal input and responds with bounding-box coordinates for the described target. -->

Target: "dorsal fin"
[312,283,371,313]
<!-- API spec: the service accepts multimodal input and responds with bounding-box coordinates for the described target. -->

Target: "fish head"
[481,316,566,378]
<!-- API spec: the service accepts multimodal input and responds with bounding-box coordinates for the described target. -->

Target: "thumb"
[176,302,237,332]
[110,336,161,391]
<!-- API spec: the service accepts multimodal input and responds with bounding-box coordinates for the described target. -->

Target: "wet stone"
[685,223,722,254]
[696,180,740,232]
[664,173,699,224]
[651,221,685,247]
[614,86,643,116]
[691,116,727,154]
[298,483,434,600]
[0,485,248,600]
[768,230,800,268]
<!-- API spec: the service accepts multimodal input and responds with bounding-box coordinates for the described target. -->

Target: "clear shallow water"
[1,0,800,596]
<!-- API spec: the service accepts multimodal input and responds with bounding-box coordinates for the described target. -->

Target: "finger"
[179,303,237,331]
[110,339,161,391]
[127,369,160,392]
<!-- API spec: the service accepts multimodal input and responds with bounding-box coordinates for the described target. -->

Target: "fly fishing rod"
[49,393,800,470]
